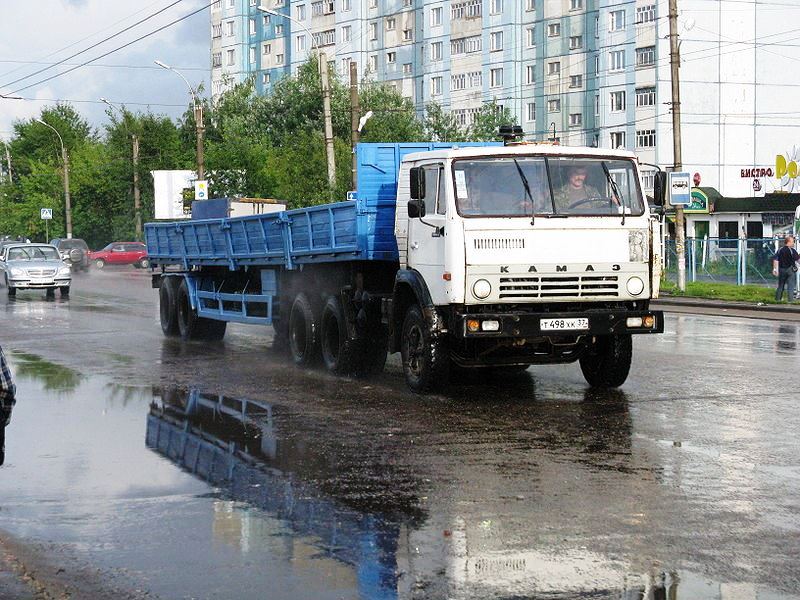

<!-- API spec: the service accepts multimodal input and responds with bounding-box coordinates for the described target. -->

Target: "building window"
[225,20,234,36]
[569,74,583,88]
[636,4,656,24]
[547,61,560,75]
[547,98,561,112]
[368,54,377,71]
[295,4,306,20]
[296,35,306,52]
[468,71,482,87]
[609,50,625,71]
[636,46,656,67]
[262,43,271,55]
[403,29,412,41]
[452,0,482,19]
[490,68,503,88]
[212,23,222,38]
[490,0,502,14]
[342,25,351,42]
[369,0,376,7]
[636,87,656,107]
[610,131,625,148]
[636,129,656,147]
[570,0,583,9]
[526,27,535,48]
[226,49,235,65]
[526,102,536,122]
[262,72,270,85]
[369,22,377,40]
[276,53,284,65]
[526,65,535,84]
[452,73,466,90]
[249,47,256,63]
[403,63,412,75]
[341,0,351,10]
[641,169,656,190]
[610,90,626,111]
[212,52,222,67]
[275,24,283,34]
[569,35,582,50]
[490,31,503,51]
[386,17,396,30]
[547,22,561,37]
[526,0,535,10]
[249,18,256,35]
[451,35,482,55]
[387,51,396,64]
[431,6,442,26]
[262,15,270,26]
[595,94,600,116]
[431,76,442,95]
[312,29,336,46]
[569,113,583,127]
[610,10,625,31]
[212,0,221,10]
[431,41,442,61]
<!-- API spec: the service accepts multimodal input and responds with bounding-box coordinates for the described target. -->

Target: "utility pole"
[132,134,142,239]
[194,103,205,180]
[319,52,336,196]
[669,0,686,291]
[61,145,72,239]
[350,61,360,191]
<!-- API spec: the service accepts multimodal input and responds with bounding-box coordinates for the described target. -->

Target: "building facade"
[210,0,800,199]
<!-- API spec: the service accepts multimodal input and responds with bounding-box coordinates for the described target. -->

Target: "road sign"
[668,172,691,206]
[194,180,208,201]
[40,208,53,220]
[346,191,357,202]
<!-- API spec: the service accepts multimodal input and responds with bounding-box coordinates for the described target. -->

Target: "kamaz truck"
[146,141,665,392]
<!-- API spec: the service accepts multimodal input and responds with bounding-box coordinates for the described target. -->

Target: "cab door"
[407,164,447,304]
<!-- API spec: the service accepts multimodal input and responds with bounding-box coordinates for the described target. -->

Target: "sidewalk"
[653,294,800,321]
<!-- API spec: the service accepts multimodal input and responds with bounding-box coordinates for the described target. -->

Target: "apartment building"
[210,1,800,198]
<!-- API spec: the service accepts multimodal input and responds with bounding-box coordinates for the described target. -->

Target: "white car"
[0,243,71,297]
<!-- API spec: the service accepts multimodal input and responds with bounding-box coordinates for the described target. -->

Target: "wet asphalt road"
[1,269,799,600]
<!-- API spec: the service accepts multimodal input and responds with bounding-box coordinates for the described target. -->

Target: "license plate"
[540,317,589,331]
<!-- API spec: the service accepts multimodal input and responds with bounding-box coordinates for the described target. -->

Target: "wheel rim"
[404,323,424,377]
[96,260,104,268]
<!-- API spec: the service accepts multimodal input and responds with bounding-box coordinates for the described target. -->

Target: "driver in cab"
[553,165,620,213]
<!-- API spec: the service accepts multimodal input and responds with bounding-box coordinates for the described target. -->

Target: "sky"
[0,0,210,139]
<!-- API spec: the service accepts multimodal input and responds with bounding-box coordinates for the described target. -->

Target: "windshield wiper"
[513,159,536,226]
[601,162,625,226]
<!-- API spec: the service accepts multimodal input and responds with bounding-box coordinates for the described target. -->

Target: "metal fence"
[663,237,787,286]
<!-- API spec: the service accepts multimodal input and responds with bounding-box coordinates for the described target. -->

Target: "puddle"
[1,356,798,599]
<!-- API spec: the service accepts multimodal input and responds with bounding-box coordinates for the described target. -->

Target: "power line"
[0,59,207,73]
[8,2,213,95]
[0,0,185,91]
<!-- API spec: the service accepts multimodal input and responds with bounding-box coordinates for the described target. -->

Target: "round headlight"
[626,276,645,296]
[472,279,492,299]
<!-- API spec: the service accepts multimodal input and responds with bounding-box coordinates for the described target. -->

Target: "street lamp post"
[35,118,72,239]
[101,98,142,240]
[154,60,205,182]
[257,5,336,195]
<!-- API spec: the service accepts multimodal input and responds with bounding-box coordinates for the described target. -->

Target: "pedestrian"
[772,234,799,302]
[0,345,16,466]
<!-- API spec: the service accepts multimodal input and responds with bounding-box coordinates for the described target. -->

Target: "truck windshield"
[453,156,644,217]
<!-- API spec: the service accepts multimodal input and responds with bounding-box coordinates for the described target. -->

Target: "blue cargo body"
[145,142,498,270]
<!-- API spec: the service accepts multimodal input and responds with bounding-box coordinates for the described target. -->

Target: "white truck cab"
[390,143,664,392]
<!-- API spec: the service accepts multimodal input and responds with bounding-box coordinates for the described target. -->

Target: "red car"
[89,242,150,269]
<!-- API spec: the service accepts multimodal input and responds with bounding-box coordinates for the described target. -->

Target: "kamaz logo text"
[499,265,620,273]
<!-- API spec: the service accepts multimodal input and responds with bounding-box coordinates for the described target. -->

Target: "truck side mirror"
[653,171,667,207]
[409,167,425,200]
[407,199,426,219]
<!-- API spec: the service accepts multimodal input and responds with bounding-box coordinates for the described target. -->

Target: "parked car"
[0,243,71,297]
[50,238,90,272]
[89,242,149,269]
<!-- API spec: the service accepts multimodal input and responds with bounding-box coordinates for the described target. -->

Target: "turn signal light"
[467,319,481,332]
[643,315,656,328]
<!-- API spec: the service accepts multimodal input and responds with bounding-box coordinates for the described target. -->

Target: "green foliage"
[424,102,467,142]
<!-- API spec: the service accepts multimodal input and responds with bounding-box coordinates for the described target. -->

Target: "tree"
[468,100,517,142]
[423,102,467,142]
[358,83,424,143]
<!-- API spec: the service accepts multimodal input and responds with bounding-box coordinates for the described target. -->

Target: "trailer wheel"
[177,280,227,341]
[159,277,181,337]
[288,293,320,366]
[579,334,632,388]
[401,304,449,393]
[320,296,360,374]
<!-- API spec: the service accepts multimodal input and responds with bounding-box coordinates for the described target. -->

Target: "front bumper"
[460,309,664,338]
[8,277,71,289]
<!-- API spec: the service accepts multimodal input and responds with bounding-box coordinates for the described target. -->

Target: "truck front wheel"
[579,334,632,388]
[401,305,449,393]
[288,293,320,366]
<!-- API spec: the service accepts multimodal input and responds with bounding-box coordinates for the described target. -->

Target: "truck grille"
[27,268,57,277]
[499,275,619,298]
[473,237,525,250]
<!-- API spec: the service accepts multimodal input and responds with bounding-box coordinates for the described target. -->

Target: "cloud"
[0,0,209,136]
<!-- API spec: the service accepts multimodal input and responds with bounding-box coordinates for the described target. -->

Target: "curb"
[654,295,800,314]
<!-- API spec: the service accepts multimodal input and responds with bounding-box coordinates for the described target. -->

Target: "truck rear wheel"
[176,280,227,341]
[320,296,360,375]
[159,277,181,337]
[579,334,632,388]
[401,304,449,393]
[288,293,320,366]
